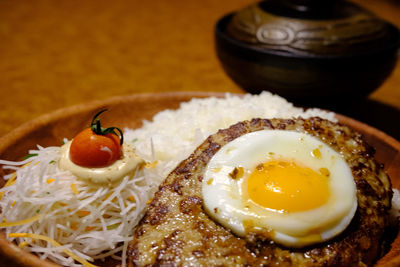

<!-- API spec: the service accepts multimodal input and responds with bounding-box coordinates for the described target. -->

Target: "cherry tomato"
[69,110,124,168]
[70,128,122,168]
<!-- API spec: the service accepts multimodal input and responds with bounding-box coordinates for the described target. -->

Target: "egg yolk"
[247,160,330,212]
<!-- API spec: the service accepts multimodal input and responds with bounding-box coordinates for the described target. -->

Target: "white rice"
[391,189,400,223]
[124,91,336,186]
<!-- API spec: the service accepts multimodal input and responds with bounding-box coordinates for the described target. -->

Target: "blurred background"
[0,0,399,138]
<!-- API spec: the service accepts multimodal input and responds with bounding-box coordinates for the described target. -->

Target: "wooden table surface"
[0,0,399,140]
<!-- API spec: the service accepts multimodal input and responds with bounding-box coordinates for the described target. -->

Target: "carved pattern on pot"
[227,3,391,56]
[256,24,295,45]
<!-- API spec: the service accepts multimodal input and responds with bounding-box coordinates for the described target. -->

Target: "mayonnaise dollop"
[59,141,143,185]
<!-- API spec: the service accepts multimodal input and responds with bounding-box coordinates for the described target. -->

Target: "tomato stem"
[90,109,124,145]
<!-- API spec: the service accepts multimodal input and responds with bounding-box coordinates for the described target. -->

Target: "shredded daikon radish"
[9,233,97,267]
[0,144,155,267]
[0,214,41,227]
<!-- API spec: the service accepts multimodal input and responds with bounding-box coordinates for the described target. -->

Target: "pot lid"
[226,0,400,57]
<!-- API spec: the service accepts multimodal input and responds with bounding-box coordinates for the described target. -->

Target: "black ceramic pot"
[215,0,400,105]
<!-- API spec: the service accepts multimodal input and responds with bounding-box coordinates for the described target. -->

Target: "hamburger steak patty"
[128,117,392,267]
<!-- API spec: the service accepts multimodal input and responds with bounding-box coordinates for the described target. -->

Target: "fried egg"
[202,130,358,248]
[59,141,142,184]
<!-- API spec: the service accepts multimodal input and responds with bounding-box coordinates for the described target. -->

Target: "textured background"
[0,0,399,138]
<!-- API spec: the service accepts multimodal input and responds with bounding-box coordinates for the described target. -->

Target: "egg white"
[202,130,357,248]
[59,141,143,185]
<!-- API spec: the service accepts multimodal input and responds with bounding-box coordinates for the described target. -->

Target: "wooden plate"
[0,92,399,267]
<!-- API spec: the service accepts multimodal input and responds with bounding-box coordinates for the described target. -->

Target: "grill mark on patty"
[128,242,139,262]
[250,118,270,128]
[197,142,221,164]
[356,179,378,199]
[145,204,169,226]
[276,119,295,129]
[179,195,202,215]
[219,121,249,142]
[129,117,392,267]
[171,179,183,195]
